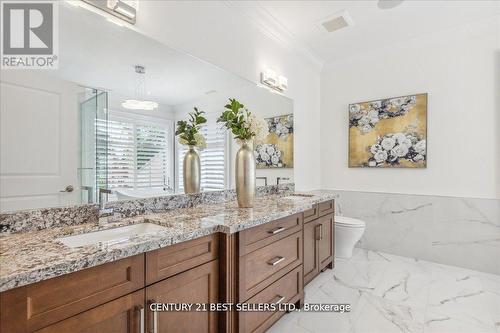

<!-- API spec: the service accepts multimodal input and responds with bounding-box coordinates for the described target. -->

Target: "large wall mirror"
[0,2,294,212]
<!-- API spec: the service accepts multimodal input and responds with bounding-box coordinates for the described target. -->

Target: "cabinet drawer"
[318,200,334,217]
[0,255,144,332]
[146,234,218,284]
[303,204,319,223]
[34,290,144,333]
[239,213,302,256]
[239,266,303,333]
[239,231,302,301]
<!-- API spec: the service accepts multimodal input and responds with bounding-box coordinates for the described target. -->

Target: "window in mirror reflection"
[97,116,174,202]
[177,113,228,192]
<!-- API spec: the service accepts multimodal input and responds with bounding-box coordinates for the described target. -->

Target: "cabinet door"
[146,260,219,333]
[318,214,334,270]
[303,220,319,285]
[34,290,144,333]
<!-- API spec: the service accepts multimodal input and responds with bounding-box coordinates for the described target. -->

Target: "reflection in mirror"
[0,2,293,212]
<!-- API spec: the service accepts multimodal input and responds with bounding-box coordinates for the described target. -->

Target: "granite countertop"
[0,191,335,292]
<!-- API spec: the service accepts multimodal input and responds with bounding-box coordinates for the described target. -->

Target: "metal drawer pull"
[135,305,145,333]
[320,224,323,240]
[268,256,285,266]
[274,295,286,305]
[268,226,285,234]
[148,299,158,333]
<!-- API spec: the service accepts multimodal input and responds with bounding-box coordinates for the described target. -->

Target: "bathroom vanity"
[0,193,335,333]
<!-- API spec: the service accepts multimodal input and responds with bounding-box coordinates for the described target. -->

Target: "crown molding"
[221,1,324,71]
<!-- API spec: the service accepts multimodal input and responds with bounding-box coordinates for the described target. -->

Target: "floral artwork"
[256,114,293,168]
[349,94,427,168]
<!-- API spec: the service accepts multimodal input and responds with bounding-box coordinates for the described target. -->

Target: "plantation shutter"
[178,114,227,191]
[135,124,169,188]
[96,117,171,194]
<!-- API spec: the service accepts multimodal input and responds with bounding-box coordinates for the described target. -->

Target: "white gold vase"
[183,146,201,194]
[235,140,256,208]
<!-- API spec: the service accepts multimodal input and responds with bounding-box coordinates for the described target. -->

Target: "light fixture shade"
[113,0,136,19]
[277,76,288,91]
[122,99,158,110]
[261,69,278,87]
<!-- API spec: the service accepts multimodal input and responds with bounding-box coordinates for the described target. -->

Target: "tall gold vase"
[183,146,201,194]
[235,140,256,208]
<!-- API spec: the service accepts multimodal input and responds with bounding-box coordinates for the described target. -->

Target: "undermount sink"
[281,193,316,200]
[57,223,167,248]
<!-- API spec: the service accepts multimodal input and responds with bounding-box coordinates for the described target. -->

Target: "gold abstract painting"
[256,114,294,168]
[349,94,427,168]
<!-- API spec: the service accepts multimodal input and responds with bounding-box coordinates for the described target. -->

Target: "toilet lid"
[335,216,365,228]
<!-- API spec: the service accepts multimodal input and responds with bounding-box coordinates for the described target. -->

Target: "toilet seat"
[335,216,365,228]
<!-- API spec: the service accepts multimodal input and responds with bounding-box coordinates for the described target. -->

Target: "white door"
[0,70,80,212]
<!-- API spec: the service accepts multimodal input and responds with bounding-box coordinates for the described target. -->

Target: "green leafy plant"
[175,107,207,148]
[217,98,267,142]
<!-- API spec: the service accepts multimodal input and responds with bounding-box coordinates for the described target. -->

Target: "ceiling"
[56,2,252,106]
[231,0,500,64]
[53,0,500,98]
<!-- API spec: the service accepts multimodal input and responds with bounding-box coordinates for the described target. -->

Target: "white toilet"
[334,216,366,259]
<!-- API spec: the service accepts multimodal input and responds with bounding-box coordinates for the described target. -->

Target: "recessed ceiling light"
[319,10,354,33]
[378,0,404,10]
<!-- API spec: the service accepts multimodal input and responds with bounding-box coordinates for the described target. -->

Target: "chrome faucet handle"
[98,188,112,206]
[276,177,291,185]
[256,176,268,186]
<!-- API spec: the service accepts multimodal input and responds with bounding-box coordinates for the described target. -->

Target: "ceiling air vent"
[319,10,354,33]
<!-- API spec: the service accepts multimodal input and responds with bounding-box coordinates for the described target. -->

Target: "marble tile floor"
[268,248,500,333]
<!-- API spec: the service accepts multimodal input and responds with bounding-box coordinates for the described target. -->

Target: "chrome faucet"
[98,188,113,224]
[276,177,290,185]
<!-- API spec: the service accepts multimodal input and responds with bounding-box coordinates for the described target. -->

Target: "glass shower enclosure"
[79,88,108,204]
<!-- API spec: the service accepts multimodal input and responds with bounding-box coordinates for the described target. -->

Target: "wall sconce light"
[261,69,278,87]
[81,0,137,24]
[108,0,136,19]
[277,76,288,92]
[260,69,287,92]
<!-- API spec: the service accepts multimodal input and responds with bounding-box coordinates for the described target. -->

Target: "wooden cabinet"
[239,266,303,333]
[145,260,219,333]
[239,231,302,301]
[303,200,335,286]
[318,214,334,270]
[303,219,320,284]
[146,234,218,284]
[239,213,302,256]
[303,204,319,223]
[318,200,334,217]
[0,255,144,332]
[237,215,305,332]
[0,236,219,333]
[33,290,144,333]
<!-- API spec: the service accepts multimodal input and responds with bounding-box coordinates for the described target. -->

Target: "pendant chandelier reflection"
[122,65,158,111]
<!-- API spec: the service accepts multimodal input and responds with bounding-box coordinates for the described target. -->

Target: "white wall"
[134,1,322,191]
[321,16,500,199]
